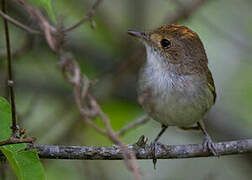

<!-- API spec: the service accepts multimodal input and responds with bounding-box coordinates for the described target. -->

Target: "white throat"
[145,45,167,70]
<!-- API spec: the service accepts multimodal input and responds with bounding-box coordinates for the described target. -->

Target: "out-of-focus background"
[1,0,252,179]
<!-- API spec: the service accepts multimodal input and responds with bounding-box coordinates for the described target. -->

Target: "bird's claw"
[135,135,148,147]
[202,135,218,156]
[150,141,158,169]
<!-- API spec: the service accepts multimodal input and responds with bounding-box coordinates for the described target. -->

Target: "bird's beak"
[127,30,149,41]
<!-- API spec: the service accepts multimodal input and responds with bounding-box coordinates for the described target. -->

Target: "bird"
[128,24,218,164]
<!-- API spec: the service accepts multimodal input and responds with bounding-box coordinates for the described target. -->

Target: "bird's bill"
[127,30,149,41]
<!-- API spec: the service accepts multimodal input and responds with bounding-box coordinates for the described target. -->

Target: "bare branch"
[117,115,150,136]
[22,139,252,160]
[63,0,103,32]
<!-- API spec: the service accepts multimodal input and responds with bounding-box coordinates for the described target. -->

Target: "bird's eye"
[160,39,171,48]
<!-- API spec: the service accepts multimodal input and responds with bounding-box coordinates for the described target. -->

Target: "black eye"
[160,39,171,48]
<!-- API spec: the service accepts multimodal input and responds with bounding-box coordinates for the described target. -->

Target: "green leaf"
[27,0,56,22]
[0,97,45,180]
[0,97,12,141]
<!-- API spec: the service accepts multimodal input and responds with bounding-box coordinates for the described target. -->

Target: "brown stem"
[2,0,18,135]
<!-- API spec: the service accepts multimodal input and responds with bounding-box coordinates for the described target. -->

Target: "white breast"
[138,46,214,127]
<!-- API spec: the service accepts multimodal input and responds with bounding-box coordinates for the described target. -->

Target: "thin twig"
[0,137,36,147]
[82,116,107,135]
[63,0,103,32]
[2,0,18,135]
[0,10,41,34]
[23,138,252,160]
[117,115,150,136]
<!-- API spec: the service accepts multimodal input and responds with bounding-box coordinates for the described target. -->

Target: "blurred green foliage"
[1,0,252,179]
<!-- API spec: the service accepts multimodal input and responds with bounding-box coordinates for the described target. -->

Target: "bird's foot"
[135,135,148,148]
[202,135,218,156]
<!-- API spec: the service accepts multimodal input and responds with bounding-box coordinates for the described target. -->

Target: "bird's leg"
[151,124,168,169]
[154,124,168,142]
[197,121,218,156]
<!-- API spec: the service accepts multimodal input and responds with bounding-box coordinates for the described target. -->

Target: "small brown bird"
[128,24,217,160]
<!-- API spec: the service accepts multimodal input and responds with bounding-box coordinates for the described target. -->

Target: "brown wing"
[206,68,216,103]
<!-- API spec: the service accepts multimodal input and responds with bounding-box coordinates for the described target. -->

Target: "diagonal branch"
[117,115,150,136]
[63,0,103,32]
[22,139,252,160]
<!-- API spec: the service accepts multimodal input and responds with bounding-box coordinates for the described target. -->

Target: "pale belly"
[138,72,214,127]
